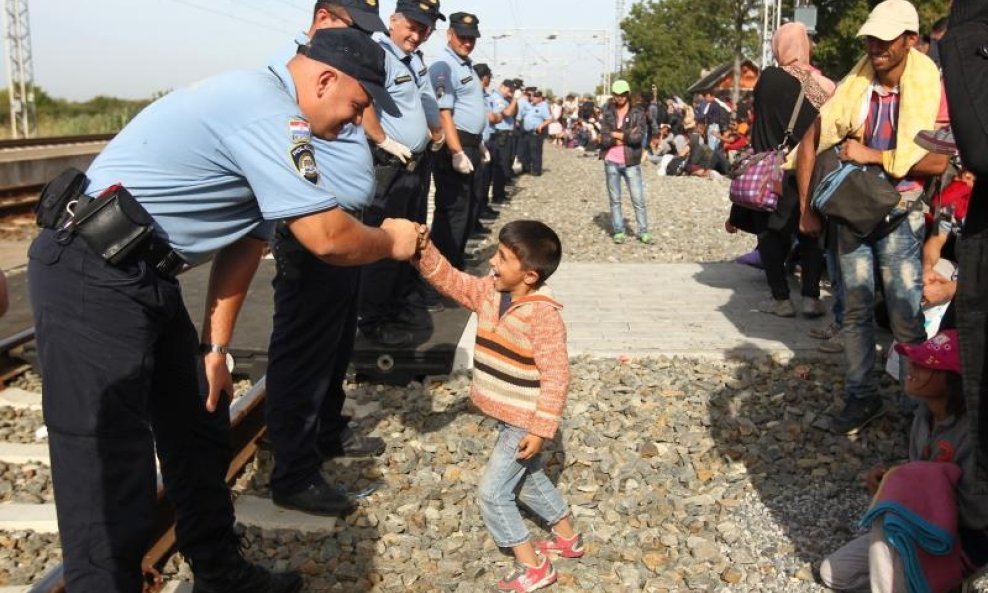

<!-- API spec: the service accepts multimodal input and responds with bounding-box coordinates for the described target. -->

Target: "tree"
[622,0,729,99]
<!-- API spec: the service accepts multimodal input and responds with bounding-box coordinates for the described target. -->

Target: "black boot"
[191,537,303,593]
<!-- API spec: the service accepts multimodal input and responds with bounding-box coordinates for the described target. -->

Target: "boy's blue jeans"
[604,161,649,236]
[839,209,926,401]
[478,423,569,548]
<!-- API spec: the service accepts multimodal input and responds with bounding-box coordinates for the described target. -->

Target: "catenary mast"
[3,0,35,138]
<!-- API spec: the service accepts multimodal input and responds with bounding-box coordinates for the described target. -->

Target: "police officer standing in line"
[520,89,552,176]
[28,28,418,593]
[429,11,487,269]
[486,78,522,205]
[265,0,394,518]
[514,86,534,174]
[473,63,497,226]
[358,0,447,343]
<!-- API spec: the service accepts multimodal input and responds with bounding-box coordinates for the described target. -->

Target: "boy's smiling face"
[489,242,539,297]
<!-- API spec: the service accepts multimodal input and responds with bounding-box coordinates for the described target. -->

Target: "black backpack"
[941,21,988,176]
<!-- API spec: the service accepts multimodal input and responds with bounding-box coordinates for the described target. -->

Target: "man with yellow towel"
[797,0,949,435]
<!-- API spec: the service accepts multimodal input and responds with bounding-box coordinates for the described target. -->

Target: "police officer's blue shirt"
[270,43,374,212]
[521,101,551,132]
[374,32,430,153]
[488,91,514,132]
[86,66,340,267]
[413,50,441,131]
[429,45,487,135]
[481,89,494,142]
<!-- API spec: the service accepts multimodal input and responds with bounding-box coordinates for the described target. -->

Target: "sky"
[5,0,631,102]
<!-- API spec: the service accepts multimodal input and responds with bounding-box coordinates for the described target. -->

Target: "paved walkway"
[455,261,838,367]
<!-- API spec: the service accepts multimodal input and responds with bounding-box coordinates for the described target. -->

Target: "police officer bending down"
[28,28,417,593]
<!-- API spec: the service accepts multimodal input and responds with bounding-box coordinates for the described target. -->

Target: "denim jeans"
[478,423,569,548]
[605,161,649,236]
[825,248,845,327]
[839,209,926,401]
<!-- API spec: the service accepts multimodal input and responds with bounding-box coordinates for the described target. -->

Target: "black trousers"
[514,128,529,173]
[756,172,824,300]
[28,230,236,592]
[359,163,426,328]
[958,180,988,485]
[432,143,482,269]
[490,132,515,202]
[525,131,545,176]
[266,229,359,495]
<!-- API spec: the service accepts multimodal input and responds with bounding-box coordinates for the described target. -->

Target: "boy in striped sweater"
[416,220,581,592]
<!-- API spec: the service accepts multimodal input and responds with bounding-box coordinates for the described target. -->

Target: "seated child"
[819,330,988,592]
[415,220,582,593]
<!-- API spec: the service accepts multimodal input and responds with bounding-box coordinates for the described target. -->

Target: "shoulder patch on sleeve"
[290,144,319,184]
[288,118,312,145]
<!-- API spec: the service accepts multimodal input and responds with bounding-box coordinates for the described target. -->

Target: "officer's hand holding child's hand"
[452,151,474,174]
[516,434,544,460]
[381,218,421,261]
[203,352,234,413]
[415,224,430,253]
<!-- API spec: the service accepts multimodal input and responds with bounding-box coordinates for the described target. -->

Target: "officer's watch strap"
[199,343,230,355]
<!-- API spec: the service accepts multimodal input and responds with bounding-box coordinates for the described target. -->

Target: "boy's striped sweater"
[417,243,570,438]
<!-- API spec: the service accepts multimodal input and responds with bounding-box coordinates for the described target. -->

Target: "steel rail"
[0,134,114,150]
[25,378,269,593]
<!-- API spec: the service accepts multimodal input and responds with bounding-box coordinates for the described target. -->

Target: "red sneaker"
[494,556,557,592]
[535,532,585,559]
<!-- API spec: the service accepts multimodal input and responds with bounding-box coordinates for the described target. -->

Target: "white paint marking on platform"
[0,387,42,411]
[0,586,29,593]
[0,443,49,465]
[160,581,192,593]
[234,495,340,534]
[0,503,58,533]
[451,313,477,372]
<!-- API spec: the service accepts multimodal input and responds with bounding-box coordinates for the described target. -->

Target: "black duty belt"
[457,131,483,148]
[370,144,427,171]
[494,130,513,137]
[143,234,186,279]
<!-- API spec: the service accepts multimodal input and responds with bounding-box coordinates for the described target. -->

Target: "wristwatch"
[200,343,235,373]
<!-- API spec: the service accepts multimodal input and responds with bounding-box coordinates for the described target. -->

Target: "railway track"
[0,331,270,593]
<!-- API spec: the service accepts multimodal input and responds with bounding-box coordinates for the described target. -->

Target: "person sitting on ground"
[414,220,583,593]
[684,125,730,178]
[720,120,750,162]
[819,330,988,591]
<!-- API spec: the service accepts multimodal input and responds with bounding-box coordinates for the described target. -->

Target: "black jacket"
[599,103,646,165]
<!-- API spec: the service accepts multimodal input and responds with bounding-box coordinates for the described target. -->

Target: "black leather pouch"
[36,168,87,229]
[72,186,153,265]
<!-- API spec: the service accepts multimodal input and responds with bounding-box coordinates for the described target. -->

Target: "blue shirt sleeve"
[430,61,454,111]
[223,113,338,220]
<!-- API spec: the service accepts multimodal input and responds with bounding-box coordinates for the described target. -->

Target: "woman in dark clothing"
[729,22,832,318]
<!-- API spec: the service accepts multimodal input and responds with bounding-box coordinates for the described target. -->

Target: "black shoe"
[272,477,357,517]
[830,397,884,435]
[361,323,413,347]
[479,207,498,220]
[408,286,445,312]
[191,538,303,593]
[322,426,386,458]
[472,224,491,236]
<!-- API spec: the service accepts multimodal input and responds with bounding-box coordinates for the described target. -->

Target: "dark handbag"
[72,185,154,265]
[811,147,902,238]
[36,168,87,229]
[941,21,988,176]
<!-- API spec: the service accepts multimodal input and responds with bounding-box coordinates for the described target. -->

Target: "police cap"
[473,63,491,78]
[449,12,481,37]
[396,0,446,26]
[318,0,387,34]
[501,79,517,91]
[299,27,400,117]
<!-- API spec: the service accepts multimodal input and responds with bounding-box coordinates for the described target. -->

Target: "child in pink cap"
[820,330,988,590]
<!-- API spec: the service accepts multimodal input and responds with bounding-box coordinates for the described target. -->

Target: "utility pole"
[3,0,35,139]
[760,0,783,70]
[614,0,625,77]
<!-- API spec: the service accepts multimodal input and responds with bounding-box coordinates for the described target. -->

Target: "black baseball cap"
[501,79,517,91]
[395,0,446,26]
[473,63,491,78]
[319,0,387,34]
[449,12,481,37]
[299,27,400,117]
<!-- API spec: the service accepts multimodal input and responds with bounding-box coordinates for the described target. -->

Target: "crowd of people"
[13,0,988,591]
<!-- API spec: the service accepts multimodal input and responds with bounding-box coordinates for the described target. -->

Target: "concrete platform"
[0,443,49,465]
[0,387,41,410]
[0,503,57,533]
[234,495,341,534]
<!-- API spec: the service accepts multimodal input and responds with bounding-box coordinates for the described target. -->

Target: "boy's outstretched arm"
[415,241,495,313]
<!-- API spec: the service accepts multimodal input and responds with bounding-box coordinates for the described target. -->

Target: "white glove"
[480,143,491,164]
[513,89,523,100]
[452,151,474,174]
[377,136,412,164]
[429,131,446,152]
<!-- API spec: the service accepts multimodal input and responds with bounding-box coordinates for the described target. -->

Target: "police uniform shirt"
[429,45,487,135]
[515,97,530,129]
[413,50,441,130]
[374,32,431,154]
[521,100,551,132]
[273,41,375,212]
[86,65,341,266]
[488,91,514,132]
[482,89,494,142]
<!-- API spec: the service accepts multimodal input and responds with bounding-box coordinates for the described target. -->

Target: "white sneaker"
[802,298,826,318]
[758,298,796,318]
